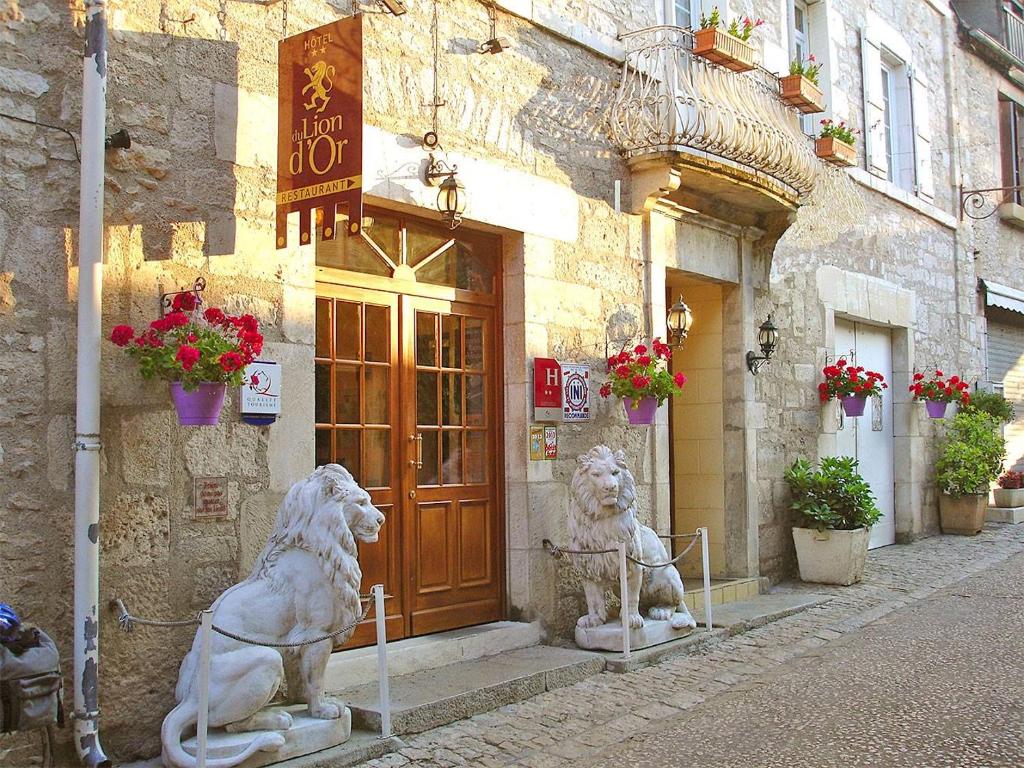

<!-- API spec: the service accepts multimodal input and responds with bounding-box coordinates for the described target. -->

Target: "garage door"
[835,319,896,549]
[987,320,1024,472]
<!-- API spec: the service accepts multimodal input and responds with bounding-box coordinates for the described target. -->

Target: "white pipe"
[73,1,109,765]
[195,611,214,768]
[700,527,712,632]
[373,585,391,739]
[617,543,631,661]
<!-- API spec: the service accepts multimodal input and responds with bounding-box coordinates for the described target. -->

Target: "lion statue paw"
[648,606,673,622]
[577,613,607,629]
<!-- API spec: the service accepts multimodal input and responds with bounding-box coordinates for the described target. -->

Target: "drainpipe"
[73,1,110,766]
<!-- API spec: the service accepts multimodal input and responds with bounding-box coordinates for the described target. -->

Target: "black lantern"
[746,314,778,374]
[425,153,467,230]
[666,295,694,348]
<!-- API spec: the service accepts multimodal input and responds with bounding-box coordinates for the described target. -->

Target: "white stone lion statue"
[161,464,385,768]
[568,445,697,631]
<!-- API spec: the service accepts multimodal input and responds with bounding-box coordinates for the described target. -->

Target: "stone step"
[987,506,1024,524]
[710,591,833,633]
[333,645,605,735]
[324,621,542,691]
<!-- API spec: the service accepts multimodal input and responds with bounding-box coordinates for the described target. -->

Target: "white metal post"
[617,542,631,660]
[373,585,392,739]
[195,610,214,768]
[700,527,712,631]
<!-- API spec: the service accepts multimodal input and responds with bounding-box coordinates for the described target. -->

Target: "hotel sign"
[276,15,363,249]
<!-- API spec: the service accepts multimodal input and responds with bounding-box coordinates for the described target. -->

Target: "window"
[1000,95,1024,205]
[878,51,915,192]
[668,0,701,28]
[791,0,811,133]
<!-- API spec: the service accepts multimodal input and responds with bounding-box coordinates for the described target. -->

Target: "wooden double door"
[315,284,504,645]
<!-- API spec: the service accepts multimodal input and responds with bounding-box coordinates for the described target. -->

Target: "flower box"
[993,487,1024,508]
[692,28,756,73]
[792,527,870,586]
[939,493,987,536]
[779,74,825,114]
[815,136,856,166]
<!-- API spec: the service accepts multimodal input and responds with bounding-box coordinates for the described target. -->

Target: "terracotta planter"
[692,28,756,72]
[815,136,857,166]
[840,395,867,417]
[779,74,825,113]
[792,526,870,586]
[993,487,1024,508]
[623,397,659,425]
[939,493,987,535]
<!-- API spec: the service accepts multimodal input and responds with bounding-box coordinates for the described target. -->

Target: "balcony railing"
[609,26,822,198]
[1006,8,1024,61]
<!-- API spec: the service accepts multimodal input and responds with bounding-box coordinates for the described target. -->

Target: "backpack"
[0,626,64,733]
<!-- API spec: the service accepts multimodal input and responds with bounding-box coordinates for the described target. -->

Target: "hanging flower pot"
[170,381,227,426]
[840,395,867,417]
[909,370,970,420]
[599,338,686,427]
[924,400,948,419]
[623,397,659,425]
[108,289,264,427]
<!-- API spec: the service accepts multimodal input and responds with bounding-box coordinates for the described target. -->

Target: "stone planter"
[993,487,1024,508]
[815,136,856,166]
[779,74,825,113]
[692,28,756,72]
[792,526,870,586]
[939,493,987,536]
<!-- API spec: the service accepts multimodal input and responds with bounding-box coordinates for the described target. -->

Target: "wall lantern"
[666,295,694,348]
[425,154,467,229]
[746,314,779,375]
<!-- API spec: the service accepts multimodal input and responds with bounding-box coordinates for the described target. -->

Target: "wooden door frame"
[314,231,507,639]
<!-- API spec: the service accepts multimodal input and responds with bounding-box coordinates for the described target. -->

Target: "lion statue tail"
[161,700,285,768]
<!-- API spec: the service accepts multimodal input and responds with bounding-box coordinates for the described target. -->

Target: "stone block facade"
[2,0,1024,762]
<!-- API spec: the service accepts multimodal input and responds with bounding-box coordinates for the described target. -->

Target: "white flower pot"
[993,488,1024,508]
[792,526,870,586]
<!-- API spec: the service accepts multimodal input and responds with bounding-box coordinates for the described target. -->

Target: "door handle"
[409,434,423,469]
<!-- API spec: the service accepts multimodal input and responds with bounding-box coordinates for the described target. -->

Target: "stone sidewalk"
[355,523,1024,768]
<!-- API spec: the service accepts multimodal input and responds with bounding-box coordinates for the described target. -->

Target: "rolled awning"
[980,279,1024,316]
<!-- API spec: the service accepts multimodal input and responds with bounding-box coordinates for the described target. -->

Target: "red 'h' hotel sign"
[276,15,363,248]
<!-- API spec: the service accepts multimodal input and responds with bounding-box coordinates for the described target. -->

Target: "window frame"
[878,49,916,193]
[666,0,702,29]
[1000,94,1024,205]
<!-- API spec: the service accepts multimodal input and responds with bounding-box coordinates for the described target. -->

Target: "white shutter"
[910,68,935,201]
[807,0,835,117]
[861,26,887,178]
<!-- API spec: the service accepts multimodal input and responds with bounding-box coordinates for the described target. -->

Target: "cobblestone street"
[357,524,1024,768]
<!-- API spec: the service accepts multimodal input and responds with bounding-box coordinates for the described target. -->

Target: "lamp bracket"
[425,153,458,187]
[746,351,771,375]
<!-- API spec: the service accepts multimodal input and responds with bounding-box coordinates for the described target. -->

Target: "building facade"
[0,0,1018,763]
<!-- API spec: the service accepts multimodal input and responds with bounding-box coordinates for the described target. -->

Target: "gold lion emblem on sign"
[302,60,335,114]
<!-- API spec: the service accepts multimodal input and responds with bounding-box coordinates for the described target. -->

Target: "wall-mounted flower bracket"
[159,277,206,317]
[960,185,1024,220]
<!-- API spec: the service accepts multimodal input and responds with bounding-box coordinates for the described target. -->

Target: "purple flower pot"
[623,397,659,425]
[840,395,867,417]
[170,382,226,426]
[924,400,948,419]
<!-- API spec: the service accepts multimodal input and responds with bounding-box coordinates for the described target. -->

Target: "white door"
[835,320,896,548]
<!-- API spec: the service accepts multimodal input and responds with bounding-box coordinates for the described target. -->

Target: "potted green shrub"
[935,411,1005,535]
[784,456,882,585]
[961,389,1015,425]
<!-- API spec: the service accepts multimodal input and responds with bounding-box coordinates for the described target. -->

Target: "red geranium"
[601,338,688,410]
[109,299,261,392]
[819,358,887,402]
[909,370,970,405]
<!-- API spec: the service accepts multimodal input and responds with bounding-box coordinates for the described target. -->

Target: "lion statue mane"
[161,464,385,768]
[568,445,697,632]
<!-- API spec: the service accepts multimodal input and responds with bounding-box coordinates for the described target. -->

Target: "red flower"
[913,383,924,395]
[172,292,197,312]
[836,359,847,368]
[615,365,631,379]
[637,355,652,367]
[961,392,971,405]
[176,345,201,371]
[187,333,197,343]
[823,366,839,378]
[241,330,263,355]
[913,372,925,381]
[607,355,618,370]
[618,350,631,364]
[110,325,134,346]
[949,375,960,385]
[674,372,688,388]
[165,311,189,328]
[631,374,651,390]
[236,314,259,334]
[935,369,944,377]
[958,381,969,390]
[204,307,226,325]
[150,317,171,332]
[219,351,243,373]
[599,382,612,398]
[945,387,954,396]
[634,344,648,356]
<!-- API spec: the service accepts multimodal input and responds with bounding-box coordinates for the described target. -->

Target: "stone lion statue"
[568,445,697,631]
[161,464,385,768]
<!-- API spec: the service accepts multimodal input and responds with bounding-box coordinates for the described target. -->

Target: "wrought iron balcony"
[609,26,823,206]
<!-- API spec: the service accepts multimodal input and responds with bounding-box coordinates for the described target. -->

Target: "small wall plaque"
[194,477,229,521]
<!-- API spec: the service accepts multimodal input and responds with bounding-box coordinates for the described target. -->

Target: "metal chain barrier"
[542,531,702,569]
